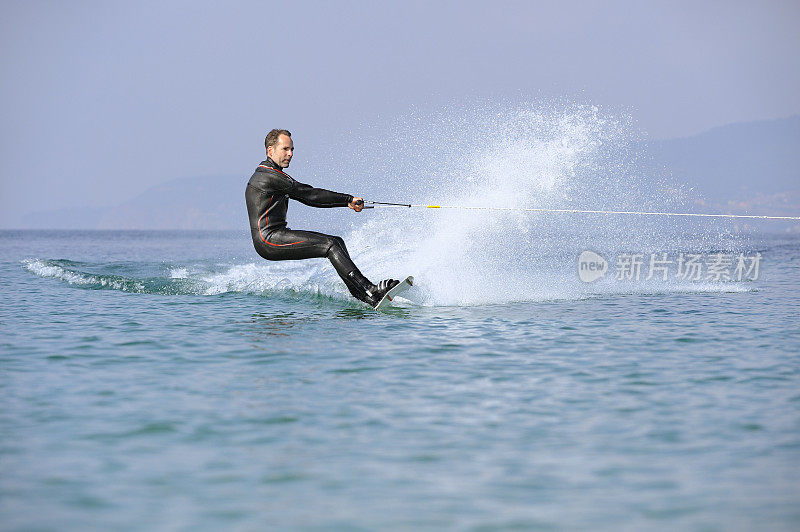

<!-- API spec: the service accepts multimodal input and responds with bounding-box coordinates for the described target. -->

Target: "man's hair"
[265,129,291,152]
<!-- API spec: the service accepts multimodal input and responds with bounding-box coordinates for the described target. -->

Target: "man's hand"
[349,197,364,212]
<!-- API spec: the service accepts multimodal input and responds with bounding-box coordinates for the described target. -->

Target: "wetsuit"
[245,157,360,284]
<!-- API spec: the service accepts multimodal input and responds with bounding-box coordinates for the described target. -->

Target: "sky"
[1,0,799,227]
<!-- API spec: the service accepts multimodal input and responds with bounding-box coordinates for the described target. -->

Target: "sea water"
[2,104,800,530]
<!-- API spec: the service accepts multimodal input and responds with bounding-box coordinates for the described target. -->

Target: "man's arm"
[289,181,354,209]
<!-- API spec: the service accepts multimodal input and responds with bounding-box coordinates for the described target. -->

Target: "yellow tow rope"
[363,201,800,221]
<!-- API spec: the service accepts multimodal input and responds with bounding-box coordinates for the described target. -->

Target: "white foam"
[22,258,144,292]
[186,260,350,300]
[169,267,189,279]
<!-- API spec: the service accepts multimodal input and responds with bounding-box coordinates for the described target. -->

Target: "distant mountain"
[645,115,800,199]
[95,175,244,230]
[643,115,800,231]
[19,176,245,230]
[18,116,800,231]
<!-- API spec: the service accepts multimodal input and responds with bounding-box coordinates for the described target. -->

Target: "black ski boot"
[346,270,400,307]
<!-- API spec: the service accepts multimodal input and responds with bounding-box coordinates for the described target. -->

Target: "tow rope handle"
[365,201,441,208]
[353,199,374,209]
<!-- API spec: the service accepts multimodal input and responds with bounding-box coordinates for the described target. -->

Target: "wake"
[21,258,352,301]
[23,255,749,307]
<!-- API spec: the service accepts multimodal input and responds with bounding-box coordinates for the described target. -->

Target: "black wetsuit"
[245,157,359,281]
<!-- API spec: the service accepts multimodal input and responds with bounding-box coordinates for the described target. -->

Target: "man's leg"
[256,229,397,304]
[320,235,400,303]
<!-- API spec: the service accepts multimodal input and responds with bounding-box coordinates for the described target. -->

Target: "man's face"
[267,134,294,168]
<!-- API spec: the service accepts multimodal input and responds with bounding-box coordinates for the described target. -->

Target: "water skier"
[246,129,399,306]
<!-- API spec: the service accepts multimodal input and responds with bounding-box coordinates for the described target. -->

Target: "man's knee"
[323,235,343,256]
[325,235,345,252]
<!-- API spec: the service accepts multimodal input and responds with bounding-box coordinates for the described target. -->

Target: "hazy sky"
[1,0,799,226]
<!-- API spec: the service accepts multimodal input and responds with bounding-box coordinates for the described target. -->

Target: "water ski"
[374,276,414,310]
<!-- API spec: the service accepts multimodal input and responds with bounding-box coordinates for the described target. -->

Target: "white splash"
[330,102,747,306]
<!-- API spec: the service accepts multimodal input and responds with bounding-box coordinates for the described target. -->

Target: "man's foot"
[346,271,399,306]
[369,279,400,306]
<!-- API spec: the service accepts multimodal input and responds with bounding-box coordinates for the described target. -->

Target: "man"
[245,129,399,306]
